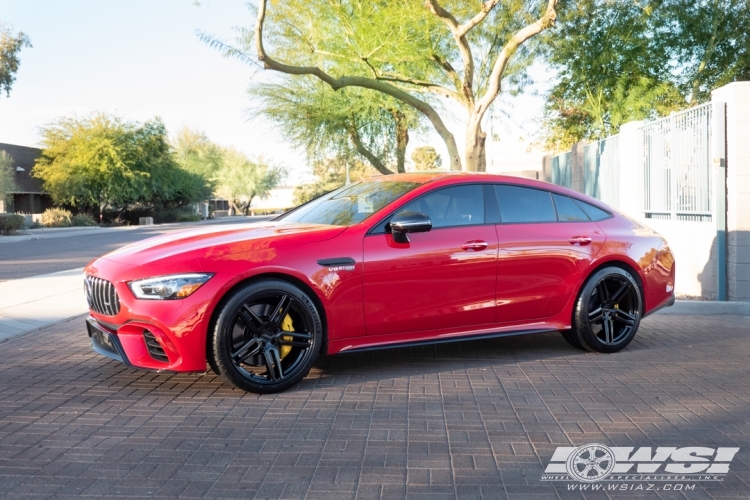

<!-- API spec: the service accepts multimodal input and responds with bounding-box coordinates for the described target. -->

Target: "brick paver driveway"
[0,314,748,499]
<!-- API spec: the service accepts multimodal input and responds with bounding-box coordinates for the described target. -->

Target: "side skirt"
[337,328,559,354]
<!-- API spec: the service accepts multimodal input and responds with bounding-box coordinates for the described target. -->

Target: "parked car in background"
[84,173,675,393]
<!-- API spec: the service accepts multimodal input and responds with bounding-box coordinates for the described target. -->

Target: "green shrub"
[153,207,200,223]
[71,214,98,227]
[0,214,25,235]
[42,208,73,227]
[174,212,200,223]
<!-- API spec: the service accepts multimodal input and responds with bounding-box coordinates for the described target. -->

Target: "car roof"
[365,172,611,210]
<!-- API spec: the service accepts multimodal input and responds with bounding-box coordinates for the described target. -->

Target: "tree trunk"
[393,110,409,173]
[464,115,487,172]
[229,200,242,216]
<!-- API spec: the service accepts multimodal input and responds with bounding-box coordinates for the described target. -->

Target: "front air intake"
[143,330,169,362]
[84,276,121,316]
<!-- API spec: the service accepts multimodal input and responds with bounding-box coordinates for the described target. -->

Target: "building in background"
[485,137,544,180]
[248,186,295,215]
[0,143,52,214]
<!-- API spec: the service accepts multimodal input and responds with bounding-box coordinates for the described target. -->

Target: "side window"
[399,185,484,228]
[574,199,611,221]
[494,185,556,223]
[552,194,590,222]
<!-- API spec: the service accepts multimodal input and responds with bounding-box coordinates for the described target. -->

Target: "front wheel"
[571,267,642,353]
[210,279,323,394]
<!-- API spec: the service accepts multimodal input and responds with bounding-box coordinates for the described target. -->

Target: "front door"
[363,184,498,336]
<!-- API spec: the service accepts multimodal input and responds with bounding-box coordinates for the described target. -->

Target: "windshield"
[278,179,421,226]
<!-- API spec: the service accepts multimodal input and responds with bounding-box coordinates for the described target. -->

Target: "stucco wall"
[712,82,750,301]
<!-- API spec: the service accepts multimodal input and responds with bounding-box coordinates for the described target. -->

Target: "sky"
[0,0,548,184]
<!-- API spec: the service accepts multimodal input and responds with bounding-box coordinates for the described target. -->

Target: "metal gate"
[549,152,572,189]
[642,103,713,221]
[583,135,620,209]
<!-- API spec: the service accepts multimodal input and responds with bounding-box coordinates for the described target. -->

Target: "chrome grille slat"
[106,279,113,316]
[85,276,121,316]
[95,278,103,314]
[109,282,117,316]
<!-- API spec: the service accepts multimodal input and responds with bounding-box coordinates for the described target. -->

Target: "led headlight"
[128,273,214,300]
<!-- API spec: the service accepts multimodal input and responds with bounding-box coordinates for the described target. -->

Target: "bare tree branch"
[431,54,463,93]
[347,124,394,175]
[476,0,558,114]
[360,53,459,100]
[376,75,460,100]
[255,0,462,170]
[424,0,477,106]
[456,0,501,37]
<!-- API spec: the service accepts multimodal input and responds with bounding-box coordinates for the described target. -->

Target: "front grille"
[143,330,168,362]
[85,276,121,316]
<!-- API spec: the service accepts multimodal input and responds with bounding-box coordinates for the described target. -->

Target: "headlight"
[128,273,214,300]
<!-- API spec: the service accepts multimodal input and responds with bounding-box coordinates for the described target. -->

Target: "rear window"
[552,194,590,221]
[574,199,611,221]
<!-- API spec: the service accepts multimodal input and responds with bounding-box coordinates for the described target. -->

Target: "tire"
[560,328,584,350]
[571,267,642,353]
[210,279,323,394]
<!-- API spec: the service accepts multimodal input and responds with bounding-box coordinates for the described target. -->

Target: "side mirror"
[389,211,432,243]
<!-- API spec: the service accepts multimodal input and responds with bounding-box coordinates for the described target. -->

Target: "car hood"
[100,221,348,267]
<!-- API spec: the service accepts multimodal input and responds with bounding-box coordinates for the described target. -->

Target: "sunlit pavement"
[0,313,749,499]
[0,268,87,342]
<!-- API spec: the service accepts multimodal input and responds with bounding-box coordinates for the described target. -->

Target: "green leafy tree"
[539,0,750,151]
[0,151,18,204]
[0,22,31,97]
[33,113,209,215]
[214,150,285,214]
[251,77,418,175]
[172,127,224,184]
[204,0,559,172]
[411,146,444,171]
[658,0,750,105]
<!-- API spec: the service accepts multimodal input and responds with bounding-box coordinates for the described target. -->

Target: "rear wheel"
[210,279,322,394]
[571,267,642,353]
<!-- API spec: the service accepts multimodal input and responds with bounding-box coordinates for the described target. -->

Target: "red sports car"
[84,173,675,393]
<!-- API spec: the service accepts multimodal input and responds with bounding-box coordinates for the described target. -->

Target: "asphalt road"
[0,217,269,280]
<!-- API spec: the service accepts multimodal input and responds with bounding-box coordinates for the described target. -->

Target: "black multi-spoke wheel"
[570,267,642,353]
[210,279,322,394]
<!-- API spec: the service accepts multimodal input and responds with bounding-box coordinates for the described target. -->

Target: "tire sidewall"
[211,279,323,394]
[574,267,642,353]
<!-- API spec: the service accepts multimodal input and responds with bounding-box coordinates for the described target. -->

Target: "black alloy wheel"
[211,279,322,394]
[569,267,642,353]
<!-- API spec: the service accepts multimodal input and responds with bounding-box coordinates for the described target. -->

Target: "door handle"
[461,240,488,251]
[569,236,592,246]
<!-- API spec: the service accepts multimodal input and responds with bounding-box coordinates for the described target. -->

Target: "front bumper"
[86,315,188,372]
[86,317,132,366]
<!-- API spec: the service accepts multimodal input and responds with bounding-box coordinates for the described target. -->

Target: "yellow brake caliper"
[280,314,294,359]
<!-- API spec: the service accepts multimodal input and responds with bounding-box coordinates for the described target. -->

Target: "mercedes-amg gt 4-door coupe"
[84,173,675,393]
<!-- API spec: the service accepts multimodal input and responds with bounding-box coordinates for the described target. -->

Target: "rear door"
[492,185,606,323]
[363,184,499,336]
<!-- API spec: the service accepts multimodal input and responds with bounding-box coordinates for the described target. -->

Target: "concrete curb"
[0,313,88,345]
[0,216,274,244]
[656,300,750,316]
